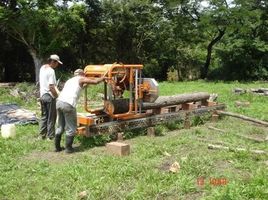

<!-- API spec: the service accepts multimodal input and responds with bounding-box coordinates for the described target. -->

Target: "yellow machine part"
[84,64,113,78]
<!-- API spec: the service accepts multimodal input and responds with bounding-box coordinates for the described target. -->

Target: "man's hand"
[49,84,58,98]
[55,86,60,95]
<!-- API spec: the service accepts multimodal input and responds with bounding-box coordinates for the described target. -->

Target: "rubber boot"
[54,134,64,152]
[65,136,75,153]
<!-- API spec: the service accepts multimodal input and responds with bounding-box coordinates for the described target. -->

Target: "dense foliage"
[0,0,267,82]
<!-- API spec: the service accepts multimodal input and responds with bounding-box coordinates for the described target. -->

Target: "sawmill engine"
[82,63,158,120]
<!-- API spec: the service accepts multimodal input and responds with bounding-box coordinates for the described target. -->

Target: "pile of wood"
[0,82,16,88]
[234,88,268,96]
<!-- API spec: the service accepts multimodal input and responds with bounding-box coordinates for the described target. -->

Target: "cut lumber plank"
[216,110,268,126]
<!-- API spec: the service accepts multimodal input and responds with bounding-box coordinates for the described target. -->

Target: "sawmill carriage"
[77,63,225,136]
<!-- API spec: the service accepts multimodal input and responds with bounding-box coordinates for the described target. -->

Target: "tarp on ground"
[0,103,38,126]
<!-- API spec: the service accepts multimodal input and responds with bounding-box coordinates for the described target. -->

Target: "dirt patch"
[246,133,266,141]
[23,144,108,165]
[158,157,180,172]
[182,192,204,200]
[158,160,173,172]
[214,160,251,181]
[214,160,232,172]
[24,150,77,164]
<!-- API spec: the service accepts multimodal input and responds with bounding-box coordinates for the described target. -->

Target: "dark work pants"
[39,93,56,138]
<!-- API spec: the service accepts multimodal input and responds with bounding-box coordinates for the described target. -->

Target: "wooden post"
[184,113,191,129]
[147,127,155,137]
[211,114,219,123]
[106,142,130,156]
[117,132,124,141]
[182,102,195,110]
[202,100,216,107]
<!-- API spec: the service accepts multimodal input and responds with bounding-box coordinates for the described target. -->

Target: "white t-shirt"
[39,64,56,97]
[58,76,82,107]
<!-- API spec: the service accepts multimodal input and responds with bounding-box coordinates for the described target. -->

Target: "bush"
[167,67,179,82]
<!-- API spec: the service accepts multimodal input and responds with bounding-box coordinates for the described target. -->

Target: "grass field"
[0,81,268,200]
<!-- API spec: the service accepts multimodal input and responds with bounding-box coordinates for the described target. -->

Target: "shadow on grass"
[74,114,213,152]
[76,128,147,151]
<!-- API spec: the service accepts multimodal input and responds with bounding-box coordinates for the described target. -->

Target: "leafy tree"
[0,0,86,82]
[215,0,268,80]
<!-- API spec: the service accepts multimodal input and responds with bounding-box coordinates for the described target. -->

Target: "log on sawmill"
[142,92,210,110]
[104,92,210,114]
[104,99,130,114]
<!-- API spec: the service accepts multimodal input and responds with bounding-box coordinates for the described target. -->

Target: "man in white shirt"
[55,69,105,153]
[39,54,62,140]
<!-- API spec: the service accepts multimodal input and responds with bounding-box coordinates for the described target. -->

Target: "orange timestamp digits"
[197,177,228,186]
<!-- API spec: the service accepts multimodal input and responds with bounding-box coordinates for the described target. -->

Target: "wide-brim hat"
[49,54,63,65]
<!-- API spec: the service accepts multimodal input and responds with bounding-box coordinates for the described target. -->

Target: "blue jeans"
[56,100,77,137]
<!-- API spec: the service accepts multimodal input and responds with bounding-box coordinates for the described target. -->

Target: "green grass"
[0,81,268,199]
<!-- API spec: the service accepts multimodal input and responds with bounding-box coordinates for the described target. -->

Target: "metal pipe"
[135,69,138,113]
[139,69,142,113]
[104,81,107,100]
[84,85,103,114]
[108,67,135,119]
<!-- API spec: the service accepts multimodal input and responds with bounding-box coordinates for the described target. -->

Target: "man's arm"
[79,77,105,87]
[48,69,58,98]
[49,84,58,98]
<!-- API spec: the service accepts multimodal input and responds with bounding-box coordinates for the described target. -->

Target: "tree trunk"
[104,92,210,113]
[104,99,130,114]
[201,29,225,79]
[29,49,43,83]
[142,92,210,109]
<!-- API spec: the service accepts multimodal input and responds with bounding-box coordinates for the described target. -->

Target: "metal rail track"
[88,104,225,136]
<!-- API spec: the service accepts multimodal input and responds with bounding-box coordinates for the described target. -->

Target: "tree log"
[216,110,268,126]
[104,99,129,114]
[142,92,210,110]
[208,144,266,155]
[207,126,226,133]
[234,134,265,143]
[0,82,16,88]
[197,138,229,146]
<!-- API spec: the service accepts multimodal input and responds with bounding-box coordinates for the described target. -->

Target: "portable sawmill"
[77,63,225,136]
